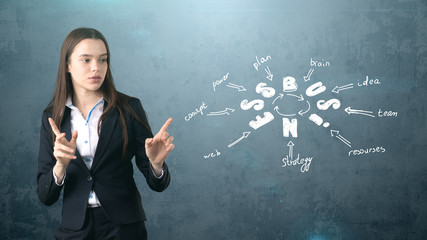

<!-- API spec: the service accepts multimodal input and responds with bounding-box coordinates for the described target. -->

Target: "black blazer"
[37,97,170,231]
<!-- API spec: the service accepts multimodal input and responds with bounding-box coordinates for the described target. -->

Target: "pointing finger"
[70,130,78,145]
[159,118,173,133]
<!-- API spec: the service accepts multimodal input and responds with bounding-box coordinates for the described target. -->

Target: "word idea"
[358,76,381,87]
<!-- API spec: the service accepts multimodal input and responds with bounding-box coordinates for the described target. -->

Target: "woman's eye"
[82,59,90,63]
[99,58,108,63]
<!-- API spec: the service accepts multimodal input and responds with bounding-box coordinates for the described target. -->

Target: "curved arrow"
[298,101,311,116]
[286,93,304,101]
[274,106,296,117]
[272,93,284,105]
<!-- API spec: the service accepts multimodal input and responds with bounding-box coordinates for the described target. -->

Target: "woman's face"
[67,39,108,96]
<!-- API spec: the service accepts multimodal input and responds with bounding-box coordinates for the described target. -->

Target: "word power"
[212,73,229,92]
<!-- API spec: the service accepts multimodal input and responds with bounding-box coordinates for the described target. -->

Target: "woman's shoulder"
[117,91,142,107]
[43,100,54,113]
[42,105,54,118]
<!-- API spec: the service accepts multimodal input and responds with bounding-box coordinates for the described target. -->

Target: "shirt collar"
[65,96,105,110]
[65,96,73,109]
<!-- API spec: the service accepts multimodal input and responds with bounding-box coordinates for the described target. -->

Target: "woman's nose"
[91,61,99,72]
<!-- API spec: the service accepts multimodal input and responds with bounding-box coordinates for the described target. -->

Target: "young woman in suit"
[37,27,174,239]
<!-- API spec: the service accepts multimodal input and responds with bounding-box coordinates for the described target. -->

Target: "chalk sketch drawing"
[196,55,396,173]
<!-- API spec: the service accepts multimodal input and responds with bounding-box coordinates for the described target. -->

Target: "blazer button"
[87,176,92,181]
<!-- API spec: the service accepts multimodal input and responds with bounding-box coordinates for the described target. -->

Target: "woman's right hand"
[48,118,78,182]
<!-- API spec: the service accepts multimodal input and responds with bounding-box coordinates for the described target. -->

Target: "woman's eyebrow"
[78,53,108,57]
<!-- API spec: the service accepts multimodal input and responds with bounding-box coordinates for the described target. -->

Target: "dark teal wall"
[1,0,427,239]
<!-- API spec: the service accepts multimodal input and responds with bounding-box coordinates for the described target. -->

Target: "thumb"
[145,138,153,147]
[71,130,78,145]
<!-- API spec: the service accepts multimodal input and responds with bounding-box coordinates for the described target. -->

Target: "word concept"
[185,102,208,122]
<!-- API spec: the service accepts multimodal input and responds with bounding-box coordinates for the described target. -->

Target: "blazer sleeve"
[130,98,171,192]
[37,111,63,205]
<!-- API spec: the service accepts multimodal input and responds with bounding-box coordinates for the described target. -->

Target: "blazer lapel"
[91,101,119,172]
[62,108,89,173]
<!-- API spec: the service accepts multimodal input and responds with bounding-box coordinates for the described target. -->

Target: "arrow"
[272,93,284,105]
[287,141,295,160]
[332,83,353,93]
[330,130,351,147]
[207,108,235,116]
[226,83,247,92]
[228,132,251,148]
[274,106,296,117]
[304,68,314,82]
[345,107,375,118]
[265,66,273,81]
[298,101,311,116]
[286,93,304,101]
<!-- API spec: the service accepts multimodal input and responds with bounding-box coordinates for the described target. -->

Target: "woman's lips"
[89,76,102,82]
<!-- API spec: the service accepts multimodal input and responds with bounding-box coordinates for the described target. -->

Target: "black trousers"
[54,207,148,240]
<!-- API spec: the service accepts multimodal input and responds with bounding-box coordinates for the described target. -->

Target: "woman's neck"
[72,91,103,120]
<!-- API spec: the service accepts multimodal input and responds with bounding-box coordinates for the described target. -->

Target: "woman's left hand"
[145,118,175,175]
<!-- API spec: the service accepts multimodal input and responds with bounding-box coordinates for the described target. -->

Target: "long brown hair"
[47,27,152,158]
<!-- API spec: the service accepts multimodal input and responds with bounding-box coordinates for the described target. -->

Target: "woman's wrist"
[53,162,67,182]
[150,162,164,176]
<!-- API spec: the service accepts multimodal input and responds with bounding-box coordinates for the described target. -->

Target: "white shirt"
[66,96,104,207]
[54,96,163,207]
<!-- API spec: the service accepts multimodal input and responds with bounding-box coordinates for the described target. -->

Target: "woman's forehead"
[72,39,107,56]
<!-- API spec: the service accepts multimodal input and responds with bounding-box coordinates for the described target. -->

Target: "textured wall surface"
[1,0,427,239]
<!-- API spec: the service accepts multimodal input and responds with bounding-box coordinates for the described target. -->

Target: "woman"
[37,27,174,239]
